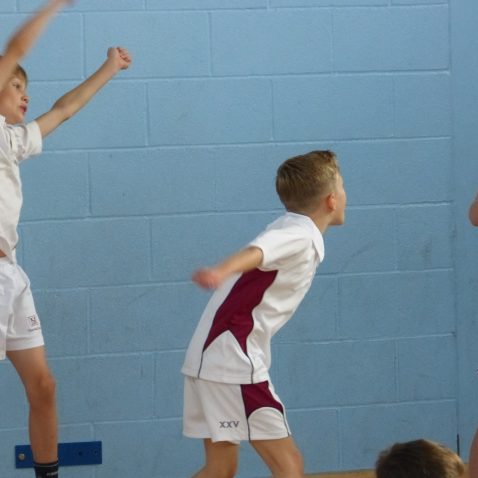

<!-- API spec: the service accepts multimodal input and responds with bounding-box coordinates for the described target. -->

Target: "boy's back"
[182,211,324,385]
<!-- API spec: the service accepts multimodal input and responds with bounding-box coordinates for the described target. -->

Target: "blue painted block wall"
[0,0,476,477]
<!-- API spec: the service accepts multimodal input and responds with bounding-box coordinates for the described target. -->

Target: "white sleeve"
[249,226,310,271]
[8,121,43,162]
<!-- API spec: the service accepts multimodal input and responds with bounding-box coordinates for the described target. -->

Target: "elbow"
[52,102,74,123]
[62,110,74,122]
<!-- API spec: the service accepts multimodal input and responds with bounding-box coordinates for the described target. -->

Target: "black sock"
[33,460,59,478]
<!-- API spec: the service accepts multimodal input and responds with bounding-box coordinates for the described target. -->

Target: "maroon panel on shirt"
[240,381,284,419]
[202,268,278,356]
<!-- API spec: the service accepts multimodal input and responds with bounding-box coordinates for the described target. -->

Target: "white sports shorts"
[183,376,291,443]
[0,258,44,360]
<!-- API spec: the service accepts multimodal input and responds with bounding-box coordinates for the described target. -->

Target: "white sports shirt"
[0,116,42,261]
[181,212,325,385]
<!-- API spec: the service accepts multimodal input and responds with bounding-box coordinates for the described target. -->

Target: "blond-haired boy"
[182,150,346,477]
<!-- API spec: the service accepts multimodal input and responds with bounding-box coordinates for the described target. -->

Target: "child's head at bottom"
[376,439,465,478]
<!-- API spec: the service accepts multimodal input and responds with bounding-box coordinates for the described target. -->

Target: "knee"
[276,448,304,477]
[27,371,56,408]
[288,448,304,473]
[297,452,304,473]
[219,468,237,478]
[212,461,238,478]
[222,463,238,478]
[195,465,237,478]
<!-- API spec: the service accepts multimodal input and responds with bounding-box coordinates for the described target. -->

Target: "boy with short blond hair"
[376,439,465,478]
[0,2,131,476]
[182,150,346,477]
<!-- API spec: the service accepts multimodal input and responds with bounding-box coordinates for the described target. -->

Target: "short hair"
[276,150,340,213]
[376,439,465,478]
[0,55,28,83]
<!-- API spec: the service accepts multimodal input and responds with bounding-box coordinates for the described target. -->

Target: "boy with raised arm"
[0,2,131,476]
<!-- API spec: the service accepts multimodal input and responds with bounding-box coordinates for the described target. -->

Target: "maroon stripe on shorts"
[240,381,284,419]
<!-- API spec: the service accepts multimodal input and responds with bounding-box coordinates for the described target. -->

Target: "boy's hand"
[107,47,132,71]
[192,268,225,290]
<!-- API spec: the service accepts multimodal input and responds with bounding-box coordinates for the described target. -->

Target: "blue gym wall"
[0,0,476,477]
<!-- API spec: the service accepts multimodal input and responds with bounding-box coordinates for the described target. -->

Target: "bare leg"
[8,346,58,463]
[192,439,239,478]
[251,436,304,478]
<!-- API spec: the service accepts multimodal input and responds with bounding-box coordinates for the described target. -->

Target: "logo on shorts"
[27,315,41,331]
[219,421,240,429]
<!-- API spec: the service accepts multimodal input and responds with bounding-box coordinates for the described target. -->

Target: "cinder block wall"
[0,1,475,477]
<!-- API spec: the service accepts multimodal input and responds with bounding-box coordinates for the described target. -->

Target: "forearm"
[0,0,67,87]
[52,61,119,119]
[36,47,130,137]
[215,247,264,278]
[7,0,65,56]
[192,246,263,289]
[36,60,119,137]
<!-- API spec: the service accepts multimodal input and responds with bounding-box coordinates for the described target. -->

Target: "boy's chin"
[330,217,345,226]
[5,115,23,125]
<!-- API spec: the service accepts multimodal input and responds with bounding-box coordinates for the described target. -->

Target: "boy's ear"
[326,192,336,211]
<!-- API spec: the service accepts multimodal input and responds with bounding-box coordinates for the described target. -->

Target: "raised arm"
[35,47,132,137]
[0,0,71,91]
[469,193,478,226]
[192,246,264,289]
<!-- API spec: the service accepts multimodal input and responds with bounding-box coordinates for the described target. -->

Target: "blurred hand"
[192,268,224,289]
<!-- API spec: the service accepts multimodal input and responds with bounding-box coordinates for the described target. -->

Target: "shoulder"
[10,121,42,159]
[273,213,325,261]
[11,120,42,138]
[249,214,321,268]
[0,115,7,137]
[269,213,322,241]
[0,116,12,153]
[253,213,318,243]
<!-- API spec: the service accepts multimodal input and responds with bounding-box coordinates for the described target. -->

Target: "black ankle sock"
[34,460,59,478]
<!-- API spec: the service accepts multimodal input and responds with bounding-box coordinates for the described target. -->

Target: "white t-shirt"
[0,116,43,261]
[181,212,325,384]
